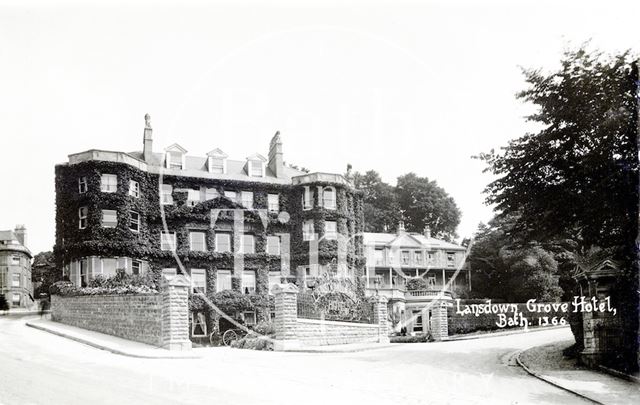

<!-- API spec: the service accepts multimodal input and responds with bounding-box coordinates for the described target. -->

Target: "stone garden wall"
[51,275,192,350]
[51,293,163,346]
[272,283,389,350]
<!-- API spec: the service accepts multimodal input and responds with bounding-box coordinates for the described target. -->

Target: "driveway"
[0,318,593,405]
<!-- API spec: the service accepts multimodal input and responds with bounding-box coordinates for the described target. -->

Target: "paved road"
[0,318,592,405]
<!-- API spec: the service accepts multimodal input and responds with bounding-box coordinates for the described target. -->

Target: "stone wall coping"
[297,318,378,328]
[161,275,190,287]
[368,295,388,304]
[272,283,299,294]
[54,293,160,298]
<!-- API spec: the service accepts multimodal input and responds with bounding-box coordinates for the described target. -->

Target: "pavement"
[26,318,201,359]
[26,317,393,356]
[518,340,640,405]
[0,316,604,404]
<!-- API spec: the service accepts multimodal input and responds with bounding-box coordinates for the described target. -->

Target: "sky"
[0,0,638,254]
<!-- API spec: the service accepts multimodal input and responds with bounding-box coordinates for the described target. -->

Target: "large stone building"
[363,222,469,338]
[54,115,365,332]
[0,225,34,309]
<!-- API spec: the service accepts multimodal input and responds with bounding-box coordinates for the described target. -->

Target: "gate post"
[272,283,301,351]
[369,295,390,343]
[160,275,192,351]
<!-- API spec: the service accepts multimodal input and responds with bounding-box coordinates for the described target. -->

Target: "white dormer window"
[207,149,228,174]
[165,144,187,170]
[246,154,266,177]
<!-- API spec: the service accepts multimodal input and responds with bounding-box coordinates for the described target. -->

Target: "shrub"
[390,333,433,343]
[230,336,273,351]
[251,321,275,337]
[49,275,157,296]
[406,278,428,291]
[0,295,8,310]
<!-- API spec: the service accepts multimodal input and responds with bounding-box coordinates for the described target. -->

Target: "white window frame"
[302,220,315,241]
[205,188,219,200]
[207,157,226,174]
[161,231,177,251]
[129,180,140,198]
[101,209,118,228]
[401,250,410,265]
[240,191,254,209]
[189,231,207,252]
[100,174,117,193]
[78,207,88,229]
[132,260,141,275]
[161,184,173,205]
[243,311,257,325]
[215,233,231,253]
[324,221,337,240]
[224,190,237,203]
[414,251,423,264]
[129,211,140,232]
[78,177,87,193]
[216,270,232,292]
[191,269,206,294]
[166,151,185,170]
[322,187,337,209]
[267,194,279,212]
[239,234,255,254]
[447,252,456,267]
[11,273,20,287]
[266,236,280,255]
[242,271,256,294]
[10,256,20,266]
[12,293,20,305]
[248,160,264,177]
[187,189,201,207]
[302,187,312,210]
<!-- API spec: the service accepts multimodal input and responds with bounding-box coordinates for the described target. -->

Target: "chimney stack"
[14,225,26,247]
[397,220,405,234]
[268,131,284,178]
[423,226,431,239]
[143,113,153,162]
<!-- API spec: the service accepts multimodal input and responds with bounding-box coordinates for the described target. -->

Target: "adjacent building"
[0,225,33,309]
[54,115,365,333]
[363,222,469,336]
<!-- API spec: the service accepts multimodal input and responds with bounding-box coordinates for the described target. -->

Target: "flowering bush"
[49,273,158,296]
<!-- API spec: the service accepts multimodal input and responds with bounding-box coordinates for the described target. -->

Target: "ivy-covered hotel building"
[54,115,365,325]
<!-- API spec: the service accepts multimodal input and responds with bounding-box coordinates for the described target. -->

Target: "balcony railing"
[406,289,453,300]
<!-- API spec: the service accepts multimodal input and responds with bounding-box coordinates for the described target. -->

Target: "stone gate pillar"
[430,301,449,341]
[161,275,192,351]
[369,295,390,343]
[272,283,301,351]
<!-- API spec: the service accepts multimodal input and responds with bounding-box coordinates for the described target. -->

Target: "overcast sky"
[0,0,638,254]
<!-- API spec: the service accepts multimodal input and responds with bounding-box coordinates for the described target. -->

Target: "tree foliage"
[32,251,60,297]
[467,215,563,302]
[478,48,638,252]
[352,170,461,240]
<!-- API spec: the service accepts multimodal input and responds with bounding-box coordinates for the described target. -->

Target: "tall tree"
[395,173,461,241]
[352,170,401,232]
[32,251,59,297]
[478,48,638,251]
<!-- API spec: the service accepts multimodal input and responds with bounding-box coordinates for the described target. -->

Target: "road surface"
[0,318,591,405]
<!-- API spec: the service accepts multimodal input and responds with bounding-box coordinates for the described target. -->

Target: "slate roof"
[363,232,466,251]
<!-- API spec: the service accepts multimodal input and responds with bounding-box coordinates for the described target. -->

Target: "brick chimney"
[397,221,406,234]
[423,226,431,239]
[268,131,284,178]
[143,113,153,162]
[14,225,26,247]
